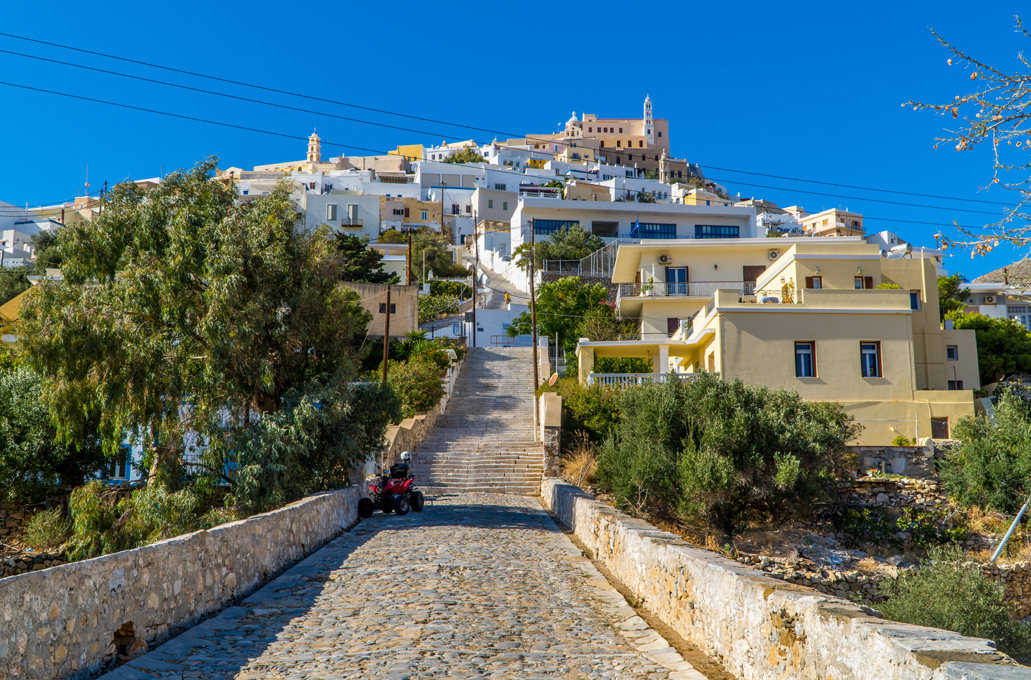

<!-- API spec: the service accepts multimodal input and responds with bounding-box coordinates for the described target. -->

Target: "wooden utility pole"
[381,286,391,384]
[472,211,478,348]
[529,218,539,392]
[440,180,446,240]
[406,228,413,286]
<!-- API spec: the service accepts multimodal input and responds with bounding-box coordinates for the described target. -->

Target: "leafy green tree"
[413,230,465,279]
[333,234,398,284]
[20,158,377,492]
[879,546,1031,664]
[596,374,860,534]
[379,229,406,244]
[0,266,30,305]
[0,365,108,503]
[507,277,610,353]
[636,191,656,203]
[939,274,971,318]
[31,230,63,271]
[512,224,605,269]
[949,312,1031,384]
[939,389,1031,513]
[442,148,486,164]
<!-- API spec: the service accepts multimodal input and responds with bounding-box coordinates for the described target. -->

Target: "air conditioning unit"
[985,295,996,304]
[768,250,781,261]
[658,254,672,264]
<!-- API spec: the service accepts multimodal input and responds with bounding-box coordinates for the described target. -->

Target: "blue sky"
[0,1,1028,279]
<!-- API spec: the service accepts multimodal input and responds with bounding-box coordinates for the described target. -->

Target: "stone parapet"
[541,478,1031,680]
[0,487,363,680]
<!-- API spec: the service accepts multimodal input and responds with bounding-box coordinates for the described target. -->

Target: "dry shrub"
[23,507,71,552]
[561,431,597,487]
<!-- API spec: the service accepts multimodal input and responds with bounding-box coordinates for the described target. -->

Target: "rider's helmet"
[400,451,412,462]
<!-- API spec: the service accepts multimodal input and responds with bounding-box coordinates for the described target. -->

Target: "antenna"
[84,162,90,196]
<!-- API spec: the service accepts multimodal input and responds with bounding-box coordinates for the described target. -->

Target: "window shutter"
[404,207,410,218]
[667,318,680,335]
[864,276,873,289]
[805,277,814,289]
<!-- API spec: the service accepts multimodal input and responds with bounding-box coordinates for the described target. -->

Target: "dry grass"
[560,431,597,487]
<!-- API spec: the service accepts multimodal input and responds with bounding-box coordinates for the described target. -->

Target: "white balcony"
[586,372,701,388]
[617,281,755,299]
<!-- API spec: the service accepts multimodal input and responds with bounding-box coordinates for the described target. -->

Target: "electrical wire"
[0,30,1016,210]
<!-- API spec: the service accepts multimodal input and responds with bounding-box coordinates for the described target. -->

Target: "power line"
[0,29,1016,210]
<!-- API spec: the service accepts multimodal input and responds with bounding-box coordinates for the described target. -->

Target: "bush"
[879,546,1031,664]
[561,431,598,486]
[892,435,914,447]
[939,389,1031,513]
[596,374,860,533]
[22,507,71,551]
[429,280,472,299]
[0,366,109,503]
[387,358,445,420]
[418,294,460,324]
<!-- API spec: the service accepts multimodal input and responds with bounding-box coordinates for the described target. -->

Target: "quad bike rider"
[357,451,425,518]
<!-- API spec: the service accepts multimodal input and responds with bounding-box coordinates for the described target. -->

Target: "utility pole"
[406,228,413,286]
[381,286,391,385]
[529,218,540,405]
[440,180,446,242]
[472,211,479,348]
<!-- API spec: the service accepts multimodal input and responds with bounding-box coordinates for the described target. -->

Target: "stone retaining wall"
[541,478,1031,680]
[0,486,363,680]
[851,445,936,479]
[841,478,948,510]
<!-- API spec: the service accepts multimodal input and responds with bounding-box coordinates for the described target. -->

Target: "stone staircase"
[410,346,544,495]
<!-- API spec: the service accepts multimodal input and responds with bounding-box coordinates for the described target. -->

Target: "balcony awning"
[575,332,713,359]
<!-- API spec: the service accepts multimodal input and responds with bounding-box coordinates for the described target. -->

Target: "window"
[910,292,921,310]
[534,219,579,236]
[502,201,508,211]
[465,205,472,214]
[861,342,881,378]
[393,208,403,216]
[694,225,739,239]
[630,222,676,239]
[639,140,644,147]
[667,317,680,336]
[452,204,459,215]
[347,204,358,220]
[421,210,428,220]
[948,380,965,390]
[619,127,623,133]
[658,131,663,138]
[404,207,410,218]
[947,345,959,360]
[326,204,338,221]
[616,140,621,147]
[488,199,494,209]
[805,276,823,289]
[795,342,816,378]
[588,127,592,132]
[378,303,396,314]
[110,445,131,479]
[494,183,506,191]
[854,276,873,289]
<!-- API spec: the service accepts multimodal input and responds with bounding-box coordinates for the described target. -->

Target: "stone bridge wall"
[541,478,1031,680]
[0,487,363,680]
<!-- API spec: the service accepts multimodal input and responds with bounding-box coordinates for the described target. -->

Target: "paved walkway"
[104,494,706,680]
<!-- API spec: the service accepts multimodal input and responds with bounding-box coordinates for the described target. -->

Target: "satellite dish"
[548,373,559,386]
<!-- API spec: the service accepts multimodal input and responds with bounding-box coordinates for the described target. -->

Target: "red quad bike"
[358,451,425,518]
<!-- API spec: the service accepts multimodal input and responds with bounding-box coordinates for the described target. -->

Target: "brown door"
[931,418,950,439]
[742,266,765,294]
[667,317,680,336]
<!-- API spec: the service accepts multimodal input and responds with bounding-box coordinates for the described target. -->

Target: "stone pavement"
[101,494,707,680]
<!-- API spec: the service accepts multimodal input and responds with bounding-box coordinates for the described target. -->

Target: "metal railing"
[340,218,363,227]
[587,373,701,388]
[618,281,755,298]
[541,238,640,280]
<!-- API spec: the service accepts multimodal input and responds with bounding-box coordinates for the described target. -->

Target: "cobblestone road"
[103,494,706,680]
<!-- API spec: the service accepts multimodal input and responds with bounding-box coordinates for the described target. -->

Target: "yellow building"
[801,208,864,237]
[390,144,425,162]
[380,197,443,232]
[578,241,979,444]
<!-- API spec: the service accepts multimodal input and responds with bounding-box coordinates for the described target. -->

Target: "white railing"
[587,373,701,388]
[618,281,755,298]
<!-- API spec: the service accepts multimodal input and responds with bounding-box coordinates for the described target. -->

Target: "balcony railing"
[587,373,701,388]
[340,218,363,227]
[618,281,755,298]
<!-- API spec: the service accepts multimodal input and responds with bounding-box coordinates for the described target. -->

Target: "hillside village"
[7,94,1031,680]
